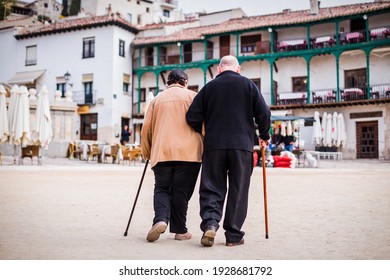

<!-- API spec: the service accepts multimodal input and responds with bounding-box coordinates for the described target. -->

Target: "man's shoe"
[146,221,167,242]
[226,239,245,247]
[174,232,192,241]
[200,226,217,247]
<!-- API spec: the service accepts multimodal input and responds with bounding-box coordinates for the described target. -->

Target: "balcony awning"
[8,69,46,85]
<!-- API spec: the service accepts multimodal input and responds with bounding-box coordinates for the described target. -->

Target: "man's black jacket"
[186,70,271,152]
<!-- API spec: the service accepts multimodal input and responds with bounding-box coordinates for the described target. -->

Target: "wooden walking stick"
[261,146,269,239]
[124,159,149,236]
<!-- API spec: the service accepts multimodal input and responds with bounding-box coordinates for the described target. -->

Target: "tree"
[61,0,69,17]
[69,0,81,16]
[0,0,15,21]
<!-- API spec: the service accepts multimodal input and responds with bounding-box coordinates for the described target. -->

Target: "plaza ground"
[0,156,389,260]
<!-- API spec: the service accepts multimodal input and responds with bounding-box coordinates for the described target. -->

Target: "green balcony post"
[269,28,274,54]
[179,42,183,64]
[204,39,207,60]
[366,50,371,99]
[269,59,275,105]
[305,56,311,103]
[156,46,160,66]
[137,75,142,113]
[138,48,142,67]
[335,53,341,102]
[335,21,340,46]
[364,15,369,42]
[155,72,159,95]
[236,32,240,56]
[307,25,311,50]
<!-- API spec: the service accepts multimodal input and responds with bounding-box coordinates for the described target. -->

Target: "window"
[184,43,192,63]
[56,83,66,98]
[146,7,150,13]
[292,76,307,92]
[145,47,154,66]
[44,3,48,8]
[83,37,95,58]
[26,45,37,66]
[137,15,141,25]
[127,13,132,23]
[206,41,214,59]
[241,34,261,53]
[123,73,130,94]
[163,9,170,17]
[137,0,140,4]
[251,78,261,91]
[119,39,125,57]
[345,68,366,90]
[84,82,93,103]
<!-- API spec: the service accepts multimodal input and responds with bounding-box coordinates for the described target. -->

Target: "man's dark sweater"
[186,70,271,152]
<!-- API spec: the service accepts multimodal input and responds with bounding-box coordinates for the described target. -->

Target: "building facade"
[131,1,390,160]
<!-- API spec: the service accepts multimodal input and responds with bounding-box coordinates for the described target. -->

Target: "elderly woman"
[141,68,203,242]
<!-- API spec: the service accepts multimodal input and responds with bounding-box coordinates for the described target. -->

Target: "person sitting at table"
[276,134,296,152]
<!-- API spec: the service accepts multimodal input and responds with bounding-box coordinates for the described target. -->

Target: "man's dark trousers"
[199,149,253,243]
[152,161,201,234]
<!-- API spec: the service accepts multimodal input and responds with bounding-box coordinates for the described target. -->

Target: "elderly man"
[186,55,271,247]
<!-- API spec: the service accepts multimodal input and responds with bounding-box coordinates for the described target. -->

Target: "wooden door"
[219,35,230,57]
[356,121,378,159]
[80,113,98,141]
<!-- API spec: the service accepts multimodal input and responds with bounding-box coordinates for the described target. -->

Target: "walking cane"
[261,146,269,239]
[123,159,149,237]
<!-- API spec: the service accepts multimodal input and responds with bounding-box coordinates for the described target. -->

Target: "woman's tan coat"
[141,84,203,168]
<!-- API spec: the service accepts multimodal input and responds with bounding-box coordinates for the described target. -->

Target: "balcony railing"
[272,83,390,106]
[73,90,97,105]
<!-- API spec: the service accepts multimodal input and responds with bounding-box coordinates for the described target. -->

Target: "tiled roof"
[133,1,390,46]
[0,15,43,31]
[140,19,198,31]
[14,13,139,39]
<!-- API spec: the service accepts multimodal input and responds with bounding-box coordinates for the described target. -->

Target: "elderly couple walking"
[141,55,271,247]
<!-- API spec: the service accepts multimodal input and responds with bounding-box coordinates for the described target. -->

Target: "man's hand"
[259,139,269,149]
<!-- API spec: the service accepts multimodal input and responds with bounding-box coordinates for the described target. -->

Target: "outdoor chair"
[104,144,120,164]
[87,144,100,162]
[120,146,142,165]
[67,142,80,159]
[21,145,40,165]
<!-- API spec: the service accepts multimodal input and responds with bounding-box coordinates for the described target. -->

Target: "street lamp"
[64,71,71,81]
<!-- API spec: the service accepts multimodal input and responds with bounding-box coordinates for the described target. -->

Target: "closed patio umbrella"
[337,113,347,148]
[331,112,338,147]
[12,85,31,147]
[8,85,19,144]
[32,85,53,150]
[325,113,332,147]
[32,86,53,165]
[321,112,327,147]
[0,85,9,143]
[313,111,322,146]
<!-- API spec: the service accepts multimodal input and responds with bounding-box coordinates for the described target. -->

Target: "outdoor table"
[370,27,389,39]
[314,36,334,48]
[342,88,364,101]
[346,32,363,43]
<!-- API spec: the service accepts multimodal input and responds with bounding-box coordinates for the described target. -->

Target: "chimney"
[283,9,291,14]
[310,0,319,15]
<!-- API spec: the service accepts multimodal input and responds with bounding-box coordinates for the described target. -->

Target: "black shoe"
[226,239,244,247]
[200,226,217,247]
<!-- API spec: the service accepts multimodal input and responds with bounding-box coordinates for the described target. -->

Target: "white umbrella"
[321,112,327,146]
[325,113,332,147]
[313,111,322,146]
[32,85,53,155]
[144,91,155,118]
[8,85,19,144]
[280,121,287,136]
[337,113,347,148]
[11,85,31,147]
[331,112,338,147]
[0,85,9,143]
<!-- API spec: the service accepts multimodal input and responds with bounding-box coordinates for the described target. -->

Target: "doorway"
[80,113,98,141]
[356,121,378,159]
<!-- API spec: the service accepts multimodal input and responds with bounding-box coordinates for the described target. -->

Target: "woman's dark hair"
[167,68,188,86]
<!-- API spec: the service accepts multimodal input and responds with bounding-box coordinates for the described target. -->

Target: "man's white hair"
[219,55,239,69]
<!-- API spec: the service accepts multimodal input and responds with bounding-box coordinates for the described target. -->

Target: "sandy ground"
[0,156,389,260]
